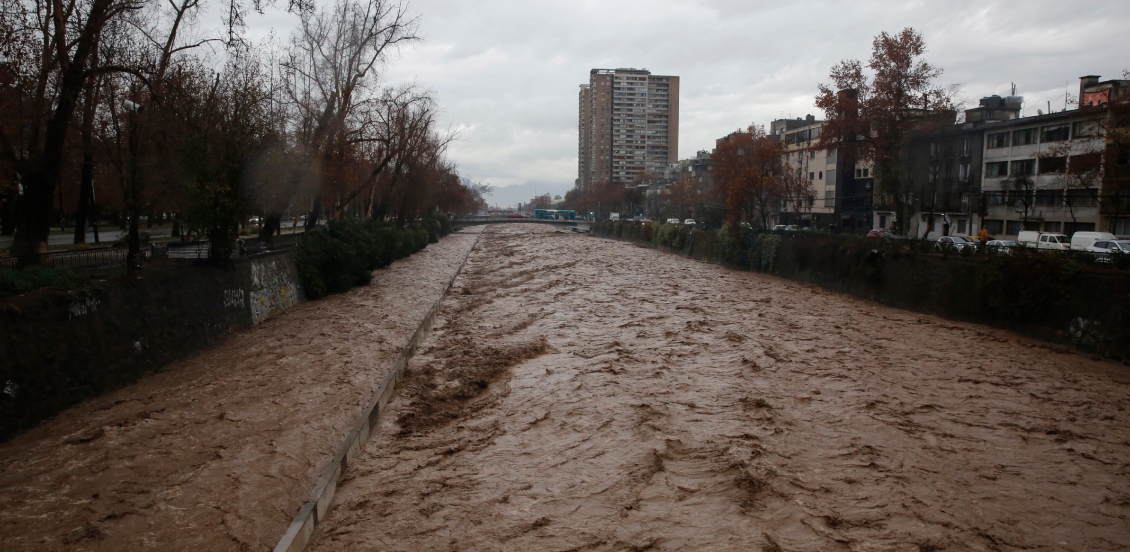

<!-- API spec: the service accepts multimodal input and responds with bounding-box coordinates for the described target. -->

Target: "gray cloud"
[247,0,1129,190]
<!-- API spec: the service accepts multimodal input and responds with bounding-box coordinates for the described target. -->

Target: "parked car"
[248,216,261,224]
[666,218,681,224]
[1085,239,1130,262]
[506,212,526,219]
[867,228,895,239]
[772,224,797,232]
[984,239,1020,255]
[683,219,697,226]
[1017,231,1070,251]
[1069,231,1117,251]
[934,235,977,253]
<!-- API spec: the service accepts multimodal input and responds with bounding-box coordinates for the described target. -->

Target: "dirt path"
[0,227,482,551]
[310,224,1130,551]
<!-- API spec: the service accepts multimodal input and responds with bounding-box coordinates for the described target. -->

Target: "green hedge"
[295,216,450,300]
[0,266,91,298]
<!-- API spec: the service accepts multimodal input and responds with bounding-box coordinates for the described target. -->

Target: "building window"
[818,171,823,180]
[1040,124,1070,143]
[1006,220,1023,235]
[984,219,1004,234]
[1012,128,1036,146]
[809,172,815,180]
[1072,119,1101,139]
[1035,189,1063,206]
[862,168,869,178]
[957,219,967,234]
[1066,222,1097,234]
[1066,188,1097,207]
[825,189,834,208]
[1069,152,1102,174]
[985,161,1008,177]
[1044,221,1061,232]
[959,163,971,182]
[987,132,1009,149]
[1010,159,1036,176]
[856,168,862,177]
[1038,156,1067,174]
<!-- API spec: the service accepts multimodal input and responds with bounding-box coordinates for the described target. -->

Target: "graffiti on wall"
[223,289,245,308]
[68,297,100,319]
[248,257,301,325]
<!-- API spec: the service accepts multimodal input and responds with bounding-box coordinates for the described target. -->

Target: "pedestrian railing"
[0,235,301,273]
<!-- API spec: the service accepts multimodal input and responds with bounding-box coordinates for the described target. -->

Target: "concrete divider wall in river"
[593,220,1130,362]
[0,250,303,440]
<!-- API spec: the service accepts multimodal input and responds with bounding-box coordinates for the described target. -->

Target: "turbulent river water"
[2,223,1128,551]
[309,224,1130,551]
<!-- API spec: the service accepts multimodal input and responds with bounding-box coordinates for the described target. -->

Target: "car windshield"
[1114,241,1130,251]
[1051,235,1067,243]
[952,237,971,243]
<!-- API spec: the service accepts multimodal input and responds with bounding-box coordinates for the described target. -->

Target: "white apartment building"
[578,68,680,189]
[980,110,1106,237]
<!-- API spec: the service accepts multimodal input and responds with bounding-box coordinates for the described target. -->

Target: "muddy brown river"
[311,225,1129,551]
[2,224,1129,551]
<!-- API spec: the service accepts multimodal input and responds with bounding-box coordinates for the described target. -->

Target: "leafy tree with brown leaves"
[815,27,957,235]
[713,124,786,230]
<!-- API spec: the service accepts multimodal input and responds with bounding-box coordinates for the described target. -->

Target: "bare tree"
[281,0,419,230]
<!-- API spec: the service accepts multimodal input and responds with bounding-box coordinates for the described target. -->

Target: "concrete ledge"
[273,230,482,552]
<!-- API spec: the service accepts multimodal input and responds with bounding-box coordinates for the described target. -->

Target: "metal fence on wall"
[0,236,300,273]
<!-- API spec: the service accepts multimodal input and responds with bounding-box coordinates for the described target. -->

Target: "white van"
[1017,231,1070,251]
[1069,231,1117,251]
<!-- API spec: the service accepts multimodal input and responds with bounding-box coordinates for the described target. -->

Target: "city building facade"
[578,68,680,190]
[773,115,839,229]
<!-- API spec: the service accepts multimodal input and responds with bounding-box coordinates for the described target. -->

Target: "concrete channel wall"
[0,250,303,440]
[273,230,481,552]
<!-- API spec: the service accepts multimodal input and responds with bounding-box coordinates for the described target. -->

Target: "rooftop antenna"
[1011,82,1016,96]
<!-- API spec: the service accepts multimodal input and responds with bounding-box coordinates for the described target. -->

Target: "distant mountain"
[485,181,573,209]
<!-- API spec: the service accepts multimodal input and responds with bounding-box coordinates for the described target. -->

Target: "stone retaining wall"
[0,250,303,440]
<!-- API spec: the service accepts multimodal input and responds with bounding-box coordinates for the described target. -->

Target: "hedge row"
[295,214,451,300]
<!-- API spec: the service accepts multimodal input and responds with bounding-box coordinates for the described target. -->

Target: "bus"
[533,208,578,218]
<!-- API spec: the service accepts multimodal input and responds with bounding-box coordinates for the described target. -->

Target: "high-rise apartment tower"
[578,68,679,190]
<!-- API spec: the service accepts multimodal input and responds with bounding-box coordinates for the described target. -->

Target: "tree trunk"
[259,213,281,240]
[74,81,98,244]
[306,193,322,230]
[1,190,17,236]
[12,0,109,263]
[125,109,142,271]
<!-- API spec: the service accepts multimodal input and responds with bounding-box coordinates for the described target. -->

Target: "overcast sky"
[246,0,1129,191]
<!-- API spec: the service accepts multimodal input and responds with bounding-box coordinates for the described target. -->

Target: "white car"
[1085,239,1130,263]
[683,219,696,226]
[666,218,681,224]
